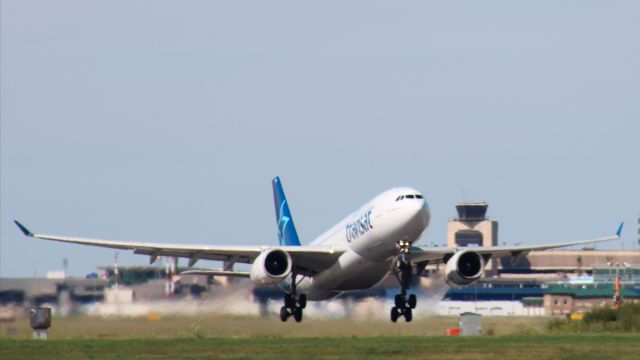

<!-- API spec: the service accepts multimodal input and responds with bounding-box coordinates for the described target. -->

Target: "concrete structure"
[459,313,482,336]
[447,202,498,275]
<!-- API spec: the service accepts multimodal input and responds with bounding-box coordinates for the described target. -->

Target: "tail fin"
[272,177,301,246]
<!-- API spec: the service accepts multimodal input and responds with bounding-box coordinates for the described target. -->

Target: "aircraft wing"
[410,223,623,265]
[14,221,345,274]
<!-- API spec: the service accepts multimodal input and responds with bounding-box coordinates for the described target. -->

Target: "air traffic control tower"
[447,202,498,275]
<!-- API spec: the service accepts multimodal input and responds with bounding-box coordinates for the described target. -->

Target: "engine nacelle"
[445,250,485,286]
[250,249,292,286]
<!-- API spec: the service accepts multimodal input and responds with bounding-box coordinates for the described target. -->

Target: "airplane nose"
[400,199,431,232]
[422,199,430,215]
[416,199,431,226]
[377,198,431,245]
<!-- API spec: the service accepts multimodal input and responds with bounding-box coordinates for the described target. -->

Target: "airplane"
[14,177,623,322]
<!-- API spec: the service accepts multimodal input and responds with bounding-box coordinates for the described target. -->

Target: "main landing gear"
[280,274,306,322]
[391,240,417,323]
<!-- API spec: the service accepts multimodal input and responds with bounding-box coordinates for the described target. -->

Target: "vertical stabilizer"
[272,177,301,246]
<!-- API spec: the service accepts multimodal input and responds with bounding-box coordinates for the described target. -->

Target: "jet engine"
[445,250,485,286]
[250,249,292,286]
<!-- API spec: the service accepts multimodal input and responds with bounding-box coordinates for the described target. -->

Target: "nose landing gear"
[391,240,418,323]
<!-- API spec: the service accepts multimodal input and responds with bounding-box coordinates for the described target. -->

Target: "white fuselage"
[292,187,431,300]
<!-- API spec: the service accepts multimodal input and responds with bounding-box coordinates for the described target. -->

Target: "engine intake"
[445,250,485,286]
[250,249,292,286]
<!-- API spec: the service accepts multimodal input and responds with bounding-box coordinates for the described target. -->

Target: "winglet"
[14,221,34,237]
[616,222,624,237]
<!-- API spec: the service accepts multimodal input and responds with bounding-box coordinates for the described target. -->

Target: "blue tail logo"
[272,177,301,246]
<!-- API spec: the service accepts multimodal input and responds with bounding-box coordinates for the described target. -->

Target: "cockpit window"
[396,194,423,201]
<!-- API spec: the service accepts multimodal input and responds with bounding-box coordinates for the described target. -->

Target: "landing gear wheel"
[408,294,417,309]
[280,306,289,322]
[293,307,303,322]
[390,307,399,323]
[298,294,307,309]
[404,308,413,322]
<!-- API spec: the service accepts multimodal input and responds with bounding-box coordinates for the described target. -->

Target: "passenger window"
[405,195,415,199]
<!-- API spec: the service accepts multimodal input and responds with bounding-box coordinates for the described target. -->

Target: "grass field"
[2,315,639,359]
[2,335,640,359]
[1,314,549,339]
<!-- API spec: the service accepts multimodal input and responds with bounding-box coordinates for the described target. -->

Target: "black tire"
[390,307,399,323]
[404,308,413,322]
[394,294,404,308]
[280,306,289,322]
[293,307,303,322]
[298,294,307,309]
[408,294,417,309]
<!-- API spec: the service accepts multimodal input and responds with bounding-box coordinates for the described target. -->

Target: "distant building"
[99,266,211,300]
[500,251,640,274]
[447,202,498,275]
[544,284,640,315]
[0,278,106,306]
[444,277,545,302]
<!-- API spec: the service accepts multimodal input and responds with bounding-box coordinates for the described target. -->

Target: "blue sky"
[1,1,639,277]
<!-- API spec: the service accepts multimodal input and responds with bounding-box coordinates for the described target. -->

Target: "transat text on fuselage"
[345,210,373,243]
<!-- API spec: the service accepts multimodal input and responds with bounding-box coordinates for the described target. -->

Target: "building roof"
[455,202,488,221]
